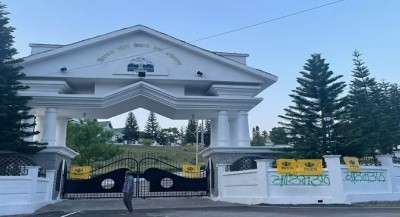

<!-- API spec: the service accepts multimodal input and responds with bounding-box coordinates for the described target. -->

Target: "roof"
[23,25,278,84]
[98,121,113,129]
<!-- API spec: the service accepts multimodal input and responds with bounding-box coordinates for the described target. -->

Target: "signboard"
[297,159,323,175]
[277,159,297,174]
[182,164,200,178]
[70,166,91,179]
[343,156,362,172]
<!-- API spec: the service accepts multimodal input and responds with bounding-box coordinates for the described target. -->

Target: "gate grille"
[62,152,208,199]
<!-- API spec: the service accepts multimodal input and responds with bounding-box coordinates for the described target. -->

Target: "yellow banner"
[70,166,91,179]
[277,159,297,174]
[343,156,362,172]
[297,159,323,175]
[182,164,201,178]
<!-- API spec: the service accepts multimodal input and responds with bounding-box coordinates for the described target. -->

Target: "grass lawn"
[117,144,207,166]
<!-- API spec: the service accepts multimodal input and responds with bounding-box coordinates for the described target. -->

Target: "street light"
[323,115,333,154]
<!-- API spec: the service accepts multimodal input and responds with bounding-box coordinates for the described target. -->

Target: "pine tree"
[269,127,288,145]
[262,130,269,142]
[369,81,399,154]
[279,54,346,158]
[203,120,211,147]
[185,118,197,144]
[387,84,400,151]
[122,112,140,144]
[250,126,264,146]
[340,51,378,157]
[144,111,160,140]
[0,3,46,153]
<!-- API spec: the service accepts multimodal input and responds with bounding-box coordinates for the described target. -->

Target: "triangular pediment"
[22,25,277,95]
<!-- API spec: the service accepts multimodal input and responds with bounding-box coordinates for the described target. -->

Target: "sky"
[2,0,400,132]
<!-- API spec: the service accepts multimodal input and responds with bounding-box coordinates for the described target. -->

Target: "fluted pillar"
[229,117,238,146]
[42,108,57,146]
[217,111,230,147]
[237,111,250,147]
[56,117,68,147]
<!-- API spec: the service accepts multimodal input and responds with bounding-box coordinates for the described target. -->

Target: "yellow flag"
[277,159,297,174]
[343,156,362,172]
[182,164,201,178]
[297,159,323,175]
[70,166,91,179]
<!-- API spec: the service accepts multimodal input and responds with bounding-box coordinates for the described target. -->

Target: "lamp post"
[196,119,199,166]
[323,115,333,154]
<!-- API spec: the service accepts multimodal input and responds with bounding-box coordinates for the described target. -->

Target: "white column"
[229,117,238,146]
[217,111,230,147]
[256,159,274,203]
[26,166,40,204]
[323,155,346,203]
[237,111,250,147]
[216,163,229,198]
[42,108,57,146]
[56,117,68,147]
[45,170,56,201]
[210,119,218,147]
[33,116,44,142]
[376,155,395,193]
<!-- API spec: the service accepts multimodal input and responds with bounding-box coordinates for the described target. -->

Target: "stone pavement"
[11,198,400,217]
[35,197,238,213]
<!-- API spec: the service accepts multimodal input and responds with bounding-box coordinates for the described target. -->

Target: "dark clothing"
[122,175,135,212]
[123,192,133,212]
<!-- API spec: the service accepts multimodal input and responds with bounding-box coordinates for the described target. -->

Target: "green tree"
[279,54,346,158]
[251,126,264,146]
[185,118,197,144]
[0,3,46,153]
[203,120,211,147]
[340,51,379,157]
[158,127,179,145]
[370,81,400,154]
[144,111,160,140]
[122,112,140,144]
[269,127,288,145]
[66,119,122,165]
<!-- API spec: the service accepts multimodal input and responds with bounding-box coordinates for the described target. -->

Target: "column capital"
[46,107,57,113]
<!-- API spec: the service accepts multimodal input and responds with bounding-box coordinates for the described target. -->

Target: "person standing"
[122,170,134,213]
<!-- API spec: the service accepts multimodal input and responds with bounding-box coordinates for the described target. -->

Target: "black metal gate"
[62,153,208,199]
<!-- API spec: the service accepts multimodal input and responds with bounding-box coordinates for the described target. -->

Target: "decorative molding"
[200,147,278,158]
[39,146,79,159]
[21,81,262,112]
[21,80,72,94]
[208,84,261,97]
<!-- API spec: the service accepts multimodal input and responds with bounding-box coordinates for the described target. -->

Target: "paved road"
[14,198,400,217]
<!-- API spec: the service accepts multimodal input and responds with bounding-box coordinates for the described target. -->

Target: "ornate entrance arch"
[20,25,278,196]
[21,25,276,155]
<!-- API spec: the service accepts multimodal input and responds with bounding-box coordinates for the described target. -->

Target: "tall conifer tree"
[185,118,197,144]
[339,51,378,156]
[279,54,346,158]
[122,112,140,144]
[0,3,46,153]
[144,111,160,140]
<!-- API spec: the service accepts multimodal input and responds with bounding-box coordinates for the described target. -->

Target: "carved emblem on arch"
[127,58,154,72]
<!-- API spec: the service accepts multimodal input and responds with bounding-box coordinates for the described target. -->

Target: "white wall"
[216,155,400,205]
[0,167,56,216]
[342,166,389,194]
